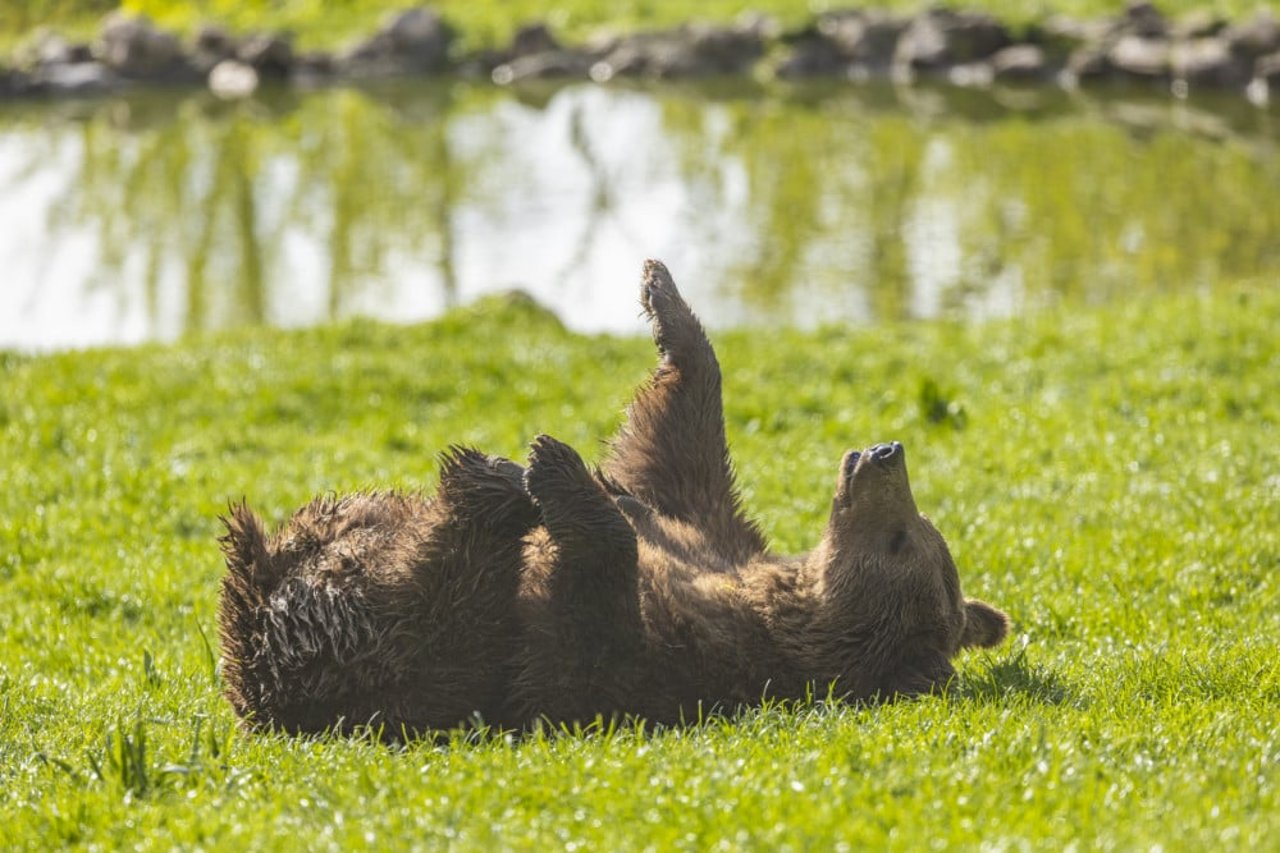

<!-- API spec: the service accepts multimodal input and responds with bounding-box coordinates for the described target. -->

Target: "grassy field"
[1,284,1276,848]
[6,0,1280,55]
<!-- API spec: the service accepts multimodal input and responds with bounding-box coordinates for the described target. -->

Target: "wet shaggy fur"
[217,449,538,735]
[217,259,1009,735]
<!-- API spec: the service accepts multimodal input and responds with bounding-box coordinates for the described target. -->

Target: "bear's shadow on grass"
[949,649,1080,707]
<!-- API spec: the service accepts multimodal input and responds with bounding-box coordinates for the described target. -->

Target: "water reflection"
[1,80,1277,350]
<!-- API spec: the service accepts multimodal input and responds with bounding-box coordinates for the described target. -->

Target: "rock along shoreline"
[2,2,1279,105]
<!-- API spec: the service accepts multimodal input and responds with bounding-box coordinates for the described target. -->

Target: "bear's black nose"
[869,442,902,461]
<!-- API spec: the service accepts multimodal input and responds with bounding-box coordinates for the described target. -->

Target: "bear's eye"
[889,530,908,554]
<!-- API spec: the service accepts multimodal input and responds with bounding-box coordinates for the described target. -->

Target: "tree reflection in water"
[0,80,1276,350]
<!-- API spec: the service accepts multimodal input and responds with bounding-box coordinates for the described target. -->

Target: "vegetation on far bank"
[1,285,1276,848]
[5,0,1280,55]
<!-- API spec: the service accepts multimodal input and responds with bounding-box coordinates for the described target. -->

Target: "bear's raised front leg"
[524,434,643,659]
[602,259,765,562]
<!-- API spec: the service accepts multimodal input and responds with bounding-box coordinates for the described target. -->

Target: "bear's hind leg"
[402,448,540,730]
[424,446,540,621]
[434,446,537,538]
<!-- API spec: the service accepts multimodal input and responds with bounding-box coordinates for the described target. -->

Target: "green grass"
[1,287,1277,849]
[6,0,1280,56]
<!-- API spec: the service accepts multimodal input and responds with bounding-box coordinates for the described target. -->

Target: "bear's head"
[818,441,1008,697]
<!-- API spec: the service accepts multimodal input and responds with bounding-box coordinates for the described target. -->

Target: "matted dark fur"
[217,260,1008,736]
[217,449,538,735]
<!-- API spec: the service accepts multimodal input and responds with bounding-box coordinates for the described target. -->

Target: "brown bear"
[217,449,539,735]
[509,260,1009,726]
[217,259,1008,736]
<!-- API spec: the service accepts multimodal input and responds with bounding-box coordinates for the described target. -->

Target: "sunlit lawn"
[1,284,1276,849]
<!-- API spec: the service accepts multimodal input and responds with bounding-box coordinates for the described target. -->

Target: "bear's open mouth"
[841,450,861,481]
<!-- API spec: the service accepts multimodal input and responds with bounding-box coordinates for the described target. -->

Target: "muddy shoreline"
[3,3,1279,105]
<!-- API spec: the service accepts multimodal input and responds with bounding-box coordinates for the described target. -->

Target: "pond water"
[1,80,1277,351]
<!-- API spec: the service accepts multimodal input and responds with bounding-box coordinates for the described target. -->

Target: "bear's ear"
[960,599,1009,649]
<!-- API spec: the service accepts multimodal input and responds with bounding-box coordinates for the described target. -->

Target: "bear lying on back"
[217,260,1008,736]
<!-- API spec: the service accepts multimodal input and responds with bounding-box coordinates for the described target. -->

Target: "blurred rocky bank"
[2,2,1279,104]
